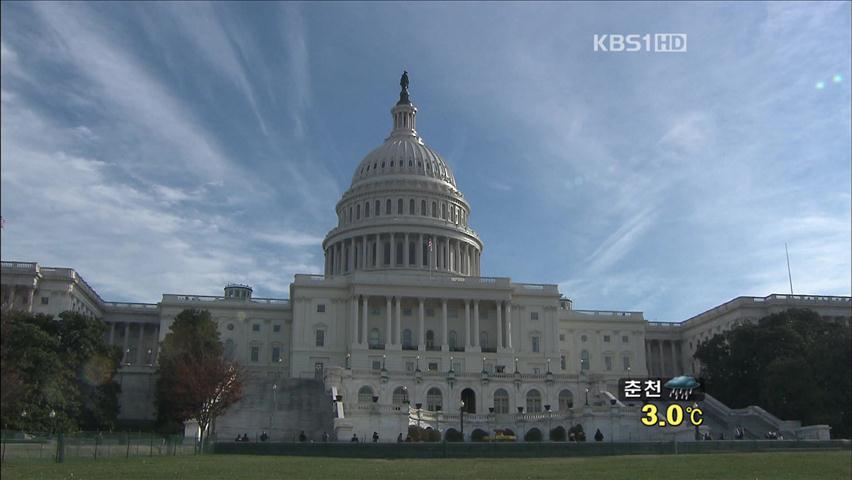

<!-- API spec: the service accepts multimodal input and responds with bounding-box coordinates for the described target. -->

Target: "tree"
[695,308,851,438]
[0,311,120,432]
[155,309,245,450]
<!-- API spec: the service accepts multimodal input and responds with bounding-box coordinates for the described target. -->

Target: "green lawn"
[1,451,850,480]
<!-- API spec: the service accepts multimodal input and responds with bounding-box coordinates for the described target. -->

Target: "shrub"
[445,428,463,442]
[549,426,566,442]
[470,429,488,442]
[523,428,543,442]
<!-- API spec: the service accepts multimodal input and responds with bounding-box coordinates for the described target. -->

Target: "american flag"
[427,238,432,250]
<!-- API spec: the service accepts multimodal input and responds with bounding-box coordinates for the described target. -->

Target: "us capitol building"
[2,74,850,442]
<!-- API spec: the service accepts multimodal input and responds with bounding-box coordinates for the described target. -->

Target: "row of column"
[350,295,513,350]
[645,339,681,377]
[324,233,480,276]
[108,322,158,366]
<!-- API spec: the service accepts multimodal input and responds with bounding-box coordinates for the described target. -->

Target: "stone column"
[352,296,359,346]
[417,234,423,268]
[494,301,503,349]
[347,239,354,272]
[418,298,425,350]
[473,301,480,347]
[362,236,367,270]
[496,300,503,349]
[441,299,448,351]
[465,301,471,348]
[386,296,393,348]
[505,302,512,349]
[395,297,402,345]
[137,324,146,364]
[390,233,396,267]
[362,296,369,347]
[670,341,678,376]
[403,233,409,266]
[121,323,130,364]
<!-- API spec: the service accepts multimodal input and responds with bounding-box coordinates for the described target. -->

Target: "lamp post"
[545,404,552,440]
[627,365,631,379]
[585,388,590,407]
[345,352,351,370]
[415,403,423,429]
[460,400,465,438]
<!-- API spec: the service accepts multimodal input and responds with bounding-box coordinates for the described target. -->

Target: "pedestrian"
[322,432,329,442]
[397,433,403,443]
[260,431,269,442]
[351,434,359,442]
[372,431,379,443]
[299,430,307,442]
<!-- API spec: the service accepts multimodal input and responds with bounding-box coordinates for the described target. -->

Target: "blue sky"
[1,2,849,321]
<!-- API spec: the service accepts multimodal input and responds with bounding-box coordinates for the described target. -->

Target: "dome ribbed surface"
[350,136,456,187]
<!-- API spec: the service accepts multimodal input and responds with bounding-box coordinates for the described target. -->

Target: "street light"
[627,365,631,379]
[459,400,465,438]
[585,388,590,406]
[545,404,552,440]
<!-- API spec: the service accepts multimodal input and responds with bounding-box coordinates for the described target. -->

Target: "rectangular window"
[560,355,567,370]
[428,362,438,371]
[622,335,629,343]
[315,330,325,347]
[531,336,540,353]
[405,361,415,372]
[41,296,49,305]
[530,312,539,320]
[533,367,540,375]
[251,346,259,362]
[403,308,412,316]
[316,304,326,313]
[623,356,631,371]
[426,308,434,317]
[372,360,381,370]
[605,356,613,371]
[604,335,611,343]
[252,324,260,332]
[271,347,281,363]
[273,324,281,333]
[559,334,565,341]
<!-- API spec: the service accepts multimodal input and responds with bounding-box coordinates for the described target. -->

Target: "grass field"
[1,451,850,480]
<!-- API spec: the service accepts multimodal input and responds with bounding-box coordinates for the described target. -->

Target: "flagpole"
[785,243,794,295]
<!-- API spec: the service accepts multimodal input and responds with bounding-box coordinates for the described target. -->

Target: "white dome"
[351,136,456,187]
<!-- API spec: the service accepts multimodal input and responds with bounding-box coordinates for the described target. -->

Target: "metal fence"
[0,430,196,463]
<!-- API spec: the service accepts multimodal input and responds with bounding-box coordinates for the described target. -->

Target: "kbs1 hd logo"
[593,33,687,53]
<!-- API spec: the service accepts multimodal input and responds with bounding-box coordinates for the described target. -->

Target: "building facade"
[2,78,849,441]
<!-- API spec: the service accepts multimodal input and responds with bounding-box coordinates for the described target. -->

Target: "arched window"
[402,329,413,348]
[348,206,353,224]
[426,330,435,349]
[581,350,590,370]
[375,200,381,216]
[224,339,235,362]
[386,199,392,216]
[480,331,488,349]
[396,242,403,265]
[526,389,542,413]
[442,203,447,220]
[397,198,403,215]
[356,204,361,220]
[392,386,409,405]
[358,385,374,404]
[448,330,458,350]
[421,199,426,216]
[408,242,416,265]
[409,199,415,215]
[369,328,381,348]
[426,387,443,411]
[558,390,574,411]
[365,202,370,218]
[493,388,509,414]
[384,242,391,265]
[431,201,437,218]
